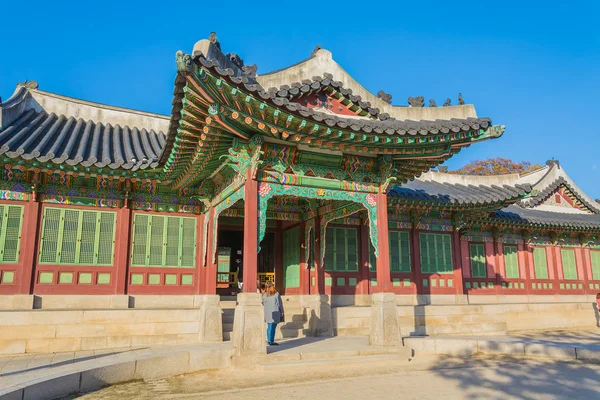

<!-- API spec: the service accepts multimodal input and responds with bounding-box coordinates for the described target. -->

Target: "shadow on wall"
[429,355,600,400]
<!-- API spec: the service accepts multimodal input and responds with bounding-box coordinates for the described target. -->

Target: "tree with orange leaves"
[451,158,543,175]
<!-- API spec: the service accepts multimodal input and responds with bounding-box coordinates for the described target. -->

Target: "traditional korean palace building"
[0,35,598,353]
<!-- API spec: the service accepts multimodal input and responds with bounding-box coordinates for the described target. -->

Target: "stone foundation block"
[435,339,478,357]
[26,337,81,353]
[0,295,34,310]
[197,295,223,342]
[369,293,401,346]
[524,343,576,360]
[0,339,26,355]
[131,295,195,309]
[477,340,525,356]
[301,294,333,337]
[23,372,81,400]
[189,348,232,370]
[80,361,136,392]
[134,353,190,381]
[576,348,600,361]
[231,293,266,356]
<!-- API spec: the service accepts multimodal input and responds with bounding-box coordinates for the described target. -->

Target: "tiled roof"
[0,109,166,170]
[494,205,600,229]
[387,180,532,206]
[194,51,493,137]
[524,176,600,214]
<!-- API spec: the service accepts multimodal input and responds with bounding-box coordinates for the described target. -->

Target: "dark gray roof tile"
[388,180,531,206]
[494,205,600,229]
[0,110,166,170]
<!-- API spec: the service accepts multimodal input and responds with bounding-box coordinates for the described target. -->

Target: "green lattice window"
[130,214,196,268]
[0,205,24,264]
[532,247,548,279]
[39,207,116,265]
[420,233,453,274]
[560,249,578,280]
[283,227,300,288]
[324,227,358,272]
[390,231,411,272]
[591,251,600,280]
[469,244,486,278]
[503,245,520,279]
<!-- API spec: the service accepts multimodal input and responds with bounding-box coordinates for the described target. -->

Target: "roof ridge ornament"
[311,46,322,57]
[443,98,451,106]
[208,32,221,50]
[458,93,465,105]
[242,64,258,78]
[546,158,560,169]
[429,99,437,107]
[408,96,424,107]
[377,90,392,105]
[175,51,193,74]
[19,80,39,90]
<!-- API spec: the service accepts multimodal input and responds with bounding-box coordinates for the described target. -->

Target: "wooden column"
[18,200,41,294]
[411,228,423,294]
[299,222,310,295]
[451,231,465,294]
[114,205,132,294]
[194,212,205,294]
[274,221,284,293]
[204,207,217,295]
[374,192,391,292]
[313,216,325,295]
[358,219,370,295]
[242,170,258,293]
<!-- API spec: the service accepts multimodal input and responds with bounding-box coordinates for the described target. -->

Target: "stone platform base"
[335,297,599,337]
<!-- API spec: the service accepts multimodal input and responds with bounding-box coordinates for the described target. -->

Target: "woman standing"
[262,282,284,346]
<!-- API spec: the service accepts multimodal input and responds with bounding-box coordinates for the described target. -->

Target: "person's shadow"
[594,302,600,328]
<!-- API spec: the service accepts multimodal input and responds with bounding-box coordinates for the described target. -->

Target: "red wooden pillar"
[194,213,205,294]
[374,192,391,292]
[242,171,258,293]
[204,207,217,295]
[313,216,325,295]
[18,200,41,294]
[358,219,370,295]
[274,221,284,293]
[114,205,132,294]
[451,231,465,294]
[521,242,533,294]
[411,227,423,294]
[495,240,504,287]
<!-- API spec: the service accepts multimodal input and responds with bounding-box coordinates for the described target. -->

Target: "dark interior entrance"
[216,230,275,295]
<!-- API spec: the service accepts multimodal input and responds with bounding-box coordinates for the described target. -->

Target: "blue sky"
[1,0,598,198]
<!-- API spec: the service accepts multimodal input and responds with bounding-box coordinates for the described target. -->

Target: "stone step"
[257,353,411,370]
[222,320,308,334]
[220,301,237,309]
[419,322,508,336]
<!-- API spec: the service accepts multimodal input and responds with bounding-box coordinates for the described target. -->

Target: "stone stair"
[220,296,310,341]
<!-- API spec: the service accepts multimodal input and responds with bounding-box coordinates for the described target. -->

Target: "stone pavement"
[0,336,404,400]
[2,331,600,399]
[404,329,600,360]
[68,353,600,400]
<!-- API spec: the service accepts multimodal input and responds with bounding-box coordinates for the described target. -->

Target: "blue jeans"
[266,323,277,343]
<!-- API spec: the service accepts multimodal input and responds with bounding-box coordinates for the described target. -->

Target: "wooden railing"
[217,272,238,288]
[258,272,275,285]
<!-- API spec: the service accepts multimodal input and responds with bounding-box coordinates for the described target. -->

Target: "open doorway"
[216,230,275,295]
